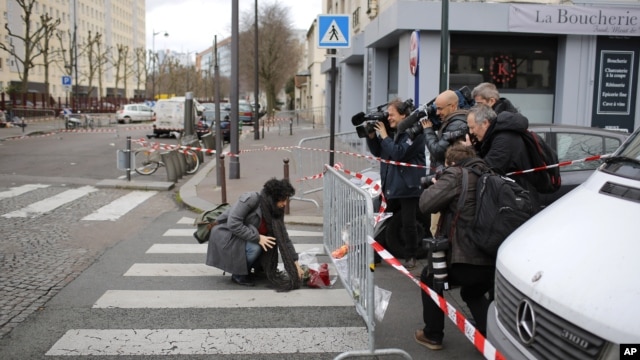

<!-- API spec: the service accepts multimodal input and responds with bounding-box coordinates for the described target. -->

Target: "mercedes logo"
[516,299,536,345]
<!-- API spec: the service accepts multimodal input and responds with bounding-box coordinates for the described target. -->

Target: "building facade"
[319,0,640,133]
[0,0,145,101]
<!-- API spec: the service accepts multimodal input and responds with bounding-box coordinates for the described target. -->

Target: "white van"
[152,97,201,137]
[487,126,640,359]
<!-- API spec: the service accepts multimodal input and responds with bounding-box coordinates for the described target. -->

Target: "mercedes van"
[487,126,640,359]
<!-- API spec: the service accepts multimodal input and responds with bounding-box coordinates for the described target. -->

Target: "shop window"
[450,34,557,93]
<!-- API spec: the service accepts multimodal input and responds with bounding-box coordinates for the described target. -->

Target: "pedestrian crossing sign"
[317,15,351,49]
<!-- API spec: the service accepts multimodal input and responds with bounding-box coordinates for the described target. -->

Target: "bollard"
[289,118,293,135]
[201,132,215,156]
[176,148,187,177]
[171,149,187,180]
[160,151,178,183]
[283,158,290,215]
[220,154,227,204]
[189,139,204,164]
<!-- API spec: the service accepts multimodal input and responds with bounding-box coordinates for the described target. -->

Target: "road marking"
[123,263,337,277]
[46,327,368,356]
[82,190,157,221]
[0,184,49,200]
[146,243,326,255]
[162,228,323,237]
[93,289,354,308]
[2,185,98,218]
[177,216,193,224]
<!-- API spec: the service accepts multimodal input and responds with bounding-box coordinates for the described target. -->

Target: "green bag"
[193,203,230,244]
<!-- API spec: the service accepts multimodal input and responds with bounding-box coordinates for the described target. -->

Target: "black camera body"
[351,105,389,138]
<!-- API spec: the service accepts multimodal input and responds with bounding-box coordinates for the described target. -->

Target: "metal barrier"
[292,131,379,208]
[323,165,411,360]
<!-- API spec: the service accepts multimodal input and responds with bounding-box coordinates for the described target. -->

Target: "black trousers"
[420,263,495,342]
[385,197,419,259]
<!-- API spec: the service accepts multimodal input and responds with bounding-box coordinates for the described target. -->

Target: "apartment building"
[0,0,145,101]
[318,0,640,133]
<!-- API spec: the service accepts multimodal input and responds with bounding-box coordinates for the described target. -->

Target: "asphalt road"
[0,121,487,359]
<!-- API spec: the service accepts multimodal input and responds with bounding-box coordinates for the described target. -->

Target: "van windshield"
[602,129,640,179]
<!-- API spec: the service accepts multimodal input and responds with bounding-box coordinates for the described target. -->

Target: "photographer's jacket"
[419,158,494,266]
[423,110,469,173]
[366,128,426,199]
[476,111,540,208]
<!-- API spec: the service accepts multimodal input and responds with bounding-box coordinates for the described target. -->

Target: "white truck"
[486,126,640,360]
[152,97,203,138]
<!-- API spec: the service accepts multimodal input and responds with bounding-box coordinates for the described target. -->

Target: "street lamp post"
[152,29,168,100]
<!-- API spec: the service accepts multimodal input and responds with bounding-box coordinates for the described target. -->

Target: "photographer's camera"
[424,236,450,292]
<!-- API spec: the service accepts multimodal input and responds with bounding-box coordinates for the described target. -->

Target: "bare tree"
[81,30,102,98]
[94,35,110,99]
[0,0,58,93]
[239,2,303,114]
[133,47,147,97]
[112,44,128,97]
[36,13,61,103]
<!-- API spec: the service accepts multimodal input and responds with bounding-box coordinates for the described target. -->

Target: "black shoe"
[231,274,255,287]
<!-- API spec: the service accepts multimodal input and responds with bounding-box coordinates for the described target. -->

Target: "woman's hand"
[258,235,276,251]
[295,261,304,280]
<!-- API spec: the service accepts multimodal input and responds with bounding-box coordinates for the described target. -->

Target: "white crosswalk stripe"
[2,185,98,218]
[47,327,368,356]
[82,190,157,221]
[0,184,49,200]
[0,184,157,221]
[46,216,367,357]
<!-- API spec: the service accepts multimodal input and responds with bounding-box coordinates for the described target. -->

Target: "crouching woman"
[205,178,304,291]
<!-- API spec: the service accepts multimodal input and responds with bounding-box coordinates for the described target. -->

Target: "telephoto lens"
[424,237,450,292]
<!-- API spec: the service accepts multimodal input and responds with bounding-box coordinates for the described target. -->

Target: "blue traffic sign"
[317,15,351,49]
[62,76,72,85]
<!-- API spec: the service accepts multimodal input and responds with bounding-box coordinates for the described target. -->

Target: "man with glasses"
[471,82,518,114]
[420,90,471,243]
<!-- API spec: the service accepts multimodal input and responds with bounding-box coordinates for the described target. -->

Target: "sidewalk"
[179,123,329,225]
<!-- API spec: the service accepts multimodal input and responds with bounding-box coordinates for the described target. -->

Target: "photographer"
[415,144,494,351]
[366,98,426,269]
[471,82,519,114]
[420,89,470,237]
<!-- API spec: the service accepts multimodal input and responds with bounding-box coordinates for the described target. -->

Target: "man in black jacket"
[471,82,518,114]
[466,104,541,209]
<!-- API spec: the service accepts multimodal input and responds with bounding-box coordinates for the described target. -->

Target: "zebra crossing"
[43,212,368,357]
[0,183,157,220]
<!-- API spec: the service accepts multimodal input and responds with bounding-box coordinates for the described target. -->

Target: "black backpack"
[520,130,561,194]
[459,167,534,258]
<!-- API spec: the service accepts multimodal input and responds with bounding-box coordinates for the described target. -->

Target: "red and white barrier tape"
[506,153,612,176]
[367,236,505,360]
[131,138,613,184]
[332,163,388,224]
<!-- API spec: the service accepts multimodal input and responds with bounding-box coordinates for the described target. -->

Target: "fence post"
[283,157,290,215]
[220,154,227,204]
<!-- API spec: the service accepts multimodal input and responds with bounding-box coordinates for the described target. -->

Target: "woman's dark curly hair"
[262,178,295,202]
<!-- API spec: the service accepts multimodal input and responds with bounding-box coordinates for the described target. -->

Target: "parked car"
[223,103,254,125]
[116,104,155,124]
[487,125,640,360]
[528,124,630,205]
[197,109,230,143]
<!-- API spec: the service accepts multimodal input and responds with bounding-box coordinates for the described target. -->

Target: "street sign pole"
[317,15,351,168]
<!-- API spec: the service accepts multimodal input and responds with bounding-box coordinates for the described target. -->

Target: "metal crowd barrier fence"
[292,131,379,207]
[323,165,411,360]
